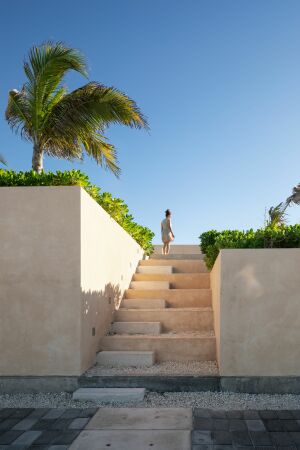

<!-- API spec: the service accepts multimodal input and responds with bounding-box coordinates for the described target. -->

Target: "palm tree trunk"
[32,144,44,173]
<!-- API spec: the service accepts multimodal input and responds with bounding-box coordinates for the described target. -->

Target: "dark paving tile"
[213,420,229,431]
[0,419,20,431]
[49,419,73,431]
[212,431,233,445]
[289,432,300,444]
[78,408,98,418]
[231,431,252,446]
[270,431,294,446]
[291,411,300,420]
[32,430,61,445]
[245,420,266,432]
[11,430,41,446]
[0,430,24,445]
[12,416,39,431]
[31,419,57,431]
[194,418,214,430]
[68,417,90,430]
[211,411,227,419]
[283,420,300,432]
[229,419,247,432]
[60,409,82,419]
[192,446,214,450]
[0,410,15,420]
[249,431,272,446]
[243,411,260,420]
[264,419,285,431]
[192,430,213,445]
[252,447,274,450]
[10,409,33,419]
[48,446,69,450]
[50,430,80,445]
[226,411,244,419]
[277,411,295,420]
[214,446,234,450]
[276,446,297,450]
[259,411,278,420]
[43,409,66,420]
[27,409,50,419]
[194,409,212,418]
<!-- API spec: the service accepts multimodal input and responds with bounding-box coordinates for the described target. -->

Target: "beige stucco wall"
[79,188,144,373]
[0,186,143,376]
[211,249,300,376]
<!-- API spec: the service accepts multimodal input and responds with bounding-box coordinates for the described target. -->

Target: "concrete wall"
[0,186,144,376]
[211,249,300,376]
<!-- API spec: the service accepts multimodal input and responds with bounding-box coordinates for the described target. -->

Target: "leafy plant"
[200,225,300,269]
[267,202,288,228]
[5,42,148,175]
[0,169,154,254]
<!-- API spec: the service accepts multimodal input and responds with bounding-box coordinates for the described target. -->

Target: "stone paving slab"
[69,429,191,450]
[1,407,300,448]
[86,407,192,430]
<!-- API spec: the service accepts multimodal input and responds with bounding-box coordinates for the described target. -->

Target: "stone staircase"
[97,245,216,367]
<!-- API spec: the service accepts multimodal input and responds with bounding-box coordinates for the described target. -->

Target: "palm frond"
[5,89,32,139]
[82,133,120,176]
[0,154,7,166]
[24,41,87,130]
[286,183,300,206]
[46,82,148,142]
[267,202,288,227]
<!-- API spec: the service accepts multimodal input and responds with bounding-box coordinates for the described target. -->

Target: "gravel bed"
[0,391,300,410]
[85,360,219,376]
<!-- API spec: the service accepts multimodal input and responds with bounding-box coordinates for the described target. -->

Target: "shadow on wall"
[80,283,122,372]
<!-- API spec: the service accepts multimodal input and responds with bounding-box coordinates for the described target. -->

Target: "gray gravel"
[85,360,218,376]
[0,391,300,410]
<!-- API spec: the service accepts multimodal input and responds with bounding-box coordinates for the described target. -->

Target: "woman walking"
[161,209,175,255]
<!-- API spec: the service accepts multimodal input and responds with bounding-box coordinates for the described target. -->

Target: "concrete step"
[72,388,145,403]
[153,244,202,254]
[137,265,173,274]
[114,308,213,332]
[130,281,170,290]
[97,350,155,367]
[101,334,216,362]
[140,259,208,273]
[133,273,210,289]
[111,321,162,335]
[125,289,211,308]
[121,298,166,309]
[151,253,204,260]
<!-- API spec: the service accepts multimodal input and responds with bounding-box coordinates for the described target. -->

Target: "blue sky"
[1,0,300,243]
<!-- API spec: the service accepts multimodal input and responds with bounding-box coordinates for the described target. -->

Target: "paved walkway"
[1,407,300,449]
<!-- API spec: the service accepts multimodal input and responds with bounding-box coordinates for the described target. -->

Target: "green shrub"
[0,169,154,255]
[199,225,300,269]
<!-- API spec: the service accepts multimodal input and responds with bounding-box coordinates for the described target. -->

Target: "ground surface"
[1,405,300,449]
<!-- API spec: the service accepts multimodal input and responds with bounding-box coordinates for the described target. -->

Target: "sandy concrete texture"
[0,186,144,376]
[211,249,300,376]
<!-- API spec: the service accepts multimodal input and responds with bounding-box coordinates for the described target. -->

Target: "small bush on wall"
[200,226,300,269]
[0,169,154,255]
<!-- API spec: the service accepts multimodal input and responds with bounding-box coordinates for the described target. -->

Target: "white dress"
[161,218,172,243]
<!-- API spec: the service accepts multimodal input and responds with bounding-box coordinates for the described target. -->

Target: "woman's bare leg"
[166,242,170,254]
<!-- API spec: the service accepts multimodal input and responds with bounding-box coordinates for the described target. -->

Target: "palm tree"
[286,183,300,206]
[5,42,148,175]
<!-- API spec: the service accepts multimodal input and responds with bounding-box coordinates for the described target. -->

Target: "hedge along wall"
[0,169,154,255]
[200,226,300,270]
